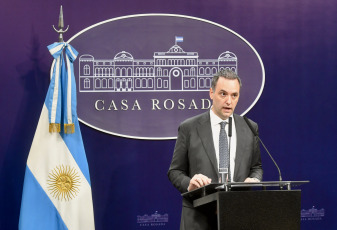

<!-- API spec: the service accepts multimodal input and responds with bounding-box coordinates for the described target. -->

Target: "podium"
[182,181,309,230]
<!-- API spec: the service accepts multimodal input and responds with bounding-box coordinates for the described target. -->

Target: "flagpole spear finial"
[52,5,69,42]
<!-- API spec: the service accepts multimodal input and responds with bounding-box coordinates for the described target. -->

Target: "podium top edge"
[227,180,310,185]
[181,180,310,197]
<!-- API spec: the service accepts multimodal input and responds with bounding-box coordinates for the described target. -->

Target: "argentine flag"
[19,43,95,230]
[175,36,184,45]
[175,36,183,44]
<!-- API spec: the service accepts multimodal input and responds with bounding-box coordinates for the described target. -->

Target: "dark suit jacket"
[168,111,263,230]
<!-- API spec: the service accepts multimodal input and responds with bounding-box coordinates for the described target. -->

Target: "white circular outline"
[68,13,265,140]
[172,69,180,77]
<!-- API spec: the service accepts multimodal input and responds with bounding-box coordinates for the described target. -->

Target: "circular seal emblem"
[69,14,265,140]
[47,165,80,201]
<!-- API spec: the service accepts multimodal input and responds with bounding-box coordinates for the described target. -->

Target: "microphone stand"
[243,116,283,189]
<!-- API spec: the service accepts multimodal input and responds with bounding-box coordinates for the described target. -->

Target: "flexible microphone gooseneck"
[228,117,232,137]
[243,116,283,181]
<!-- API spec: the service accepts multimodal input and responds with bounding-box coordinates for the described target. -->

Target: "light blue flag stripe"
[45,57,62,124]
[48,43,66,59]
[46,42,79,127]
[47,42,66,126]
[65,43,78,62]
[66,43,78,125]
[62,49,76,126]
[175,36,183,42]
[60,115,91,185]
[61,60,71,125]
[70,63,77,122]
[19,167,68,230]
[69,49,78,123]
[60,43,78,126]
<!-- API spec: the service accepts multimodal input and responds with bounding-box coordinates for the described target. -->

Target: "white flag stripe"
[67,45,77,60]
[27,105,95,230]
[66,57,73,124]
[50,58,60,124]
[50,59,56,81]
[175,36,183,42]
[49,44,64,55]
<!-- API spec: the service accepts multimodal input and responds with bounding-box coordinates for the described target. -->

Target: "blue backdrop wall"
[1,0,337,229]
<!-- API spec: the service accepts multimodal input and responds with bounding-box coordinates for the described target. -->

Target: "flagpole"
[53,5,69,42]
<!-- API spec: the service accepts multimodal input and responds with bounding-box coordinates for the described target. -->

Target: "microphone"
[227,117,232,182]
[243,116,283,181]
[228,117,232,137]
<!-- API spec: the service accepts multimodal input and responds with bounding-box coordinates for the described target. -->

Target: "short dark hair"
[211,69,242,91]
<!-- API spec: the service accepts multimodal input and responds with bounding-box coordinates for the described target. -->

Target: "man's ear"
[209,88,214,100]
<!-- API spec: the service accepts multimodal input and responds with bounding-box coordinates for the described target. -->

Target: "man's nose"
[225,96,231,104]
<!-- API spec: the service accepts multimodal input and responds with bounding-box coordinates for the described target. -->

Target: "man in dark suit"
[168,70,263,230]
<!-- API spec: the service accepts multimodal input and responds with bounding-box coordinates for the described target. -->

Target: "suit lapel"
[196,112,218,176]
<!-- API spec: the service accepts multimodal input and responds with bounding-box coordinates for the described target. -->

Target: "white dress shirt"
[210,109,237,182]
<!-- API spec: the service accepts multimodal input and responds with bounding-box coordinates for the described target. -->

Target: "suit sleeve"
[167,123,191,193]
[248,123,263,181]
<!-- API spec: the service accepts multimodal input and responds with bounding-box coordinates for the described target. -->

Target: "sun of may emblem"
[47,165,81,201]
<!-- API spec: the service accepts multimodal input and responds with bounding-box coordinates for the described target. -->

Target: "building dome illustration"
[218,51,237,61]
[167,45,185,53]
[114,51,134,61]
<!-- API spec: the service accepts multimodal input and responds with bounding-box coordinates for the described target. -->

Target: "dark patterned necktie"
[219,121,230,181]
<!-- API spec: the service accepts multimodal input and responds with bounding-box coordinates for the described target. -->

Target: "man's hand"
[187,174,212,191]
[244,177,260,182]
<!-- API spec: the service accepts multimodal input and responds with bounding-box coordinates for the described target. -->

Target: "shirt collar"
[210,108,233,126]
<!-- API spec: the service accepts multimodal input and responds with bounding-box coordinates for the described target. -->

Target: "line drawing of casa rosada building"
[78,43,238,92]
